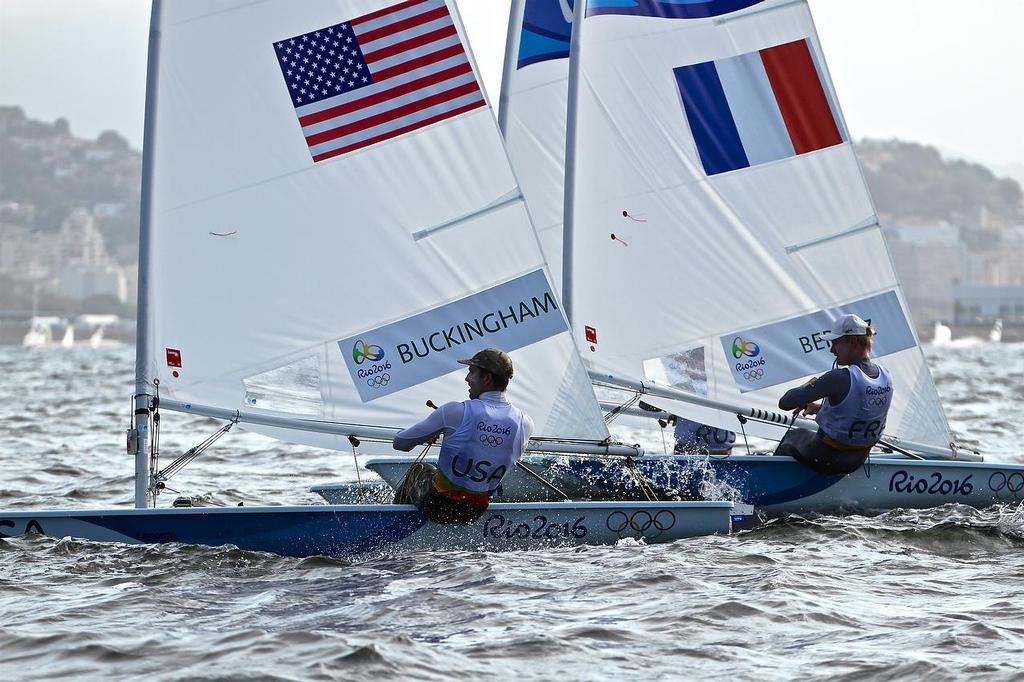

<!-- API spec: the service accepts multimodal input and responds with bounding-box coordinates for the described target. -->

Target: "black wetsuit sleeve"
[778,368,851,410]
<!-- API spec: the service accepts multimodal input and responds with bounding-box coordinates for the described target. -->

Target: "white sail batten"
[499,0,575,296]
[145,0,608,451]
[564,0,950,447]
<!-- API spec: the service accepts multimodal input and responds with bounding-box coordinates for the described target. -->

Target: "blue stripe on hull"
[560,456,1024,514]
[94,508,430,557]
[0,503,734,555]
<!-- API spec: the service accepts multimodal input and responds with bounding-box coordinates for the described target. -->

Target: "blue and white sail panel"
[565,0,950,446]
[586,0,767,19]
[499,0,575,295]
[517,0,575,68]
[143,0,607,447]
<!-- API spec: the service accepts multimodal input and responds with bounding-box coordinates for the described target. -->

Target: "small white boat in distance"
[88,326,105,348]
[932,321,952,346]
[22,317,58,347]
[989,318,1003,343]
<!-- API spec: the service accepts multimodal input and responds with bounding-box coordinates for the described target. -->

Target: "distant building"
[53,210,128,302]
[954,286,1024,325]
[965,226,1024,288]
[0,222,54,278]
[884,222,968,322]
[57,265,128,303]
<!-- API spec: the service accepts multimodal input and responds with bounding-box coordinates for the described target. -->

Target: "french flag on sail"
[674,38,847,176]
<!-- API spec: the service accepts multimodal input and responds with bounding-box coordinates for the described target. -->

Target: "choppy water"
[1,343,1023,680]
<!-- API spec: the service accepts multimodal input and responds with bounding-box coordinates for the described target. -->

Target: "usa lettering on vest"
[438,399,524,493]
[816,365,894,447]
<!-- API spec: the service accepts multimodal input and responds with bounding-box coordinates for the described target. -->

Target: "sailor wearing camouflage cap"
[392,348,534,524]
[776,314,894,475]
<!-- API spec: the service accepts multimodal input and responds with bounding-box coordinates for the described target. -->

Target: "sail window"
[242,356,323,416]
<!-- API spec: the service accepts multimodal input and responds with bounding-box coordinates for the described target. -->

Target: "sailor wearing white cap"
[776,314,894,475]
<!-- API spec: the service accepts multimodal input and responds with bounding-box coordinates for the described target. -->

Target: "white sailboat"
[87,325,105,348]
[22,316,57,347]
[932,321,953,346]
[398,0,1024,516]
[989,318,1003,343]
[0,0,735,555]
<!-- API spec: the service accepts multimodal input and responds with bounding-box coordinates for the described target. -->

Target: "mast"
[131,0,163,508]
[561,0,584,329]
[497,0,524,135]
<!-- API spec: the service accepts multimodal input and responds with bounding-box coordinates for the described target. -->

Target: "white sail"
[564,0,950,447]
[499,0,574,294]
[142,0,607,451]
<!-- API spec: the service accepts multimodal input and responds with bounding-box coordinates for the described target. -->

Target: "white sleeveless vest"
[816,364,894,447]
[674,417,736,454]
[438,398,525,494]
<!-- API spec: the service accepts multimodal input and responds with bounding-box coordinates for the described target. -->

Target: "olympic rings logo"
[732,337,761,359]
[479,434,503,447]
[352,340,385,365]
[743,368,764,382]
[367,373,390,388]
[605,509,676,538]
[988,471,1024,499]
[864,396,888,407]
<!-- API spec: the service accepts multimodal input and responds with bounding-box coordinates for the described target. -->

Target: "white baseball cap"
[823,313,871,339]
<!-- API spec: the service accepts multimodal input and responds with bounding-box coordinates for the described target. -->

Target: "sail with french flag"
[674,38,848,176]
[273,0,485,163]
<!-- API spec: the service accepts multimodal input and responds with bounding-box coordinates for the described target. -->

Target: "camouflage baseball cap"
[458,348,513,379]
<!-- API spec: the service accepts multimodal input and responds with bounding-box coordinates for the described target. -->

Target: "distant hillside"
[857,138,1024,234]
[1,108,1021,263]
[0,106,141,264]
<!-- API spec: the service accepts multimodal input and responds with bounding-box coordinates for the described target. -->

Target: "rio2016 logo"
[352,340,385,365]
[353,340,392,387]
[732,336,765,382]
[731,337,760,359]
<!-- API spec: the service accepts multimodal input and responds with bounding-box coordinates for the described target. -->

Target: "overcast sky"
[1,0,1021,171]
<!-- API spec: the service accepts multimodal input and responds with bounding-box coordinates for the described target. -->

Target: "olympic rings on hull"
[605,510,676,538]
[989,471,1024,499]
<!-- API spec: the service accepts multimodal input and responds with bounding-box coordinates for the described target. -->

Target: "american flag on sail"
[273,0,486,163]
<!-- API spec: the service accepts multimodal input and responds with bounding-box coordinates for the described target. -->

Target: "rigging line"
[621,456,659,502]
[603,390,641,426]
[737,415,752,456]
[150,379,161,505]
[155,412,239,483]
[516,461,571,501]
[347,435,365,504]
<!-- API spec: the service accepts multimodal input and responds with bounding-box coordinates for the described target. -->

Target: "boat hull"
[0,501,733,557]
[352,455,1024,516]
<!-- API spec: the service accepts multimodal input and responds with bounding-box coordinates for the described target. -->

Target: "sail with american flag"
[142,0,607,452]
[273,0,486,162]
